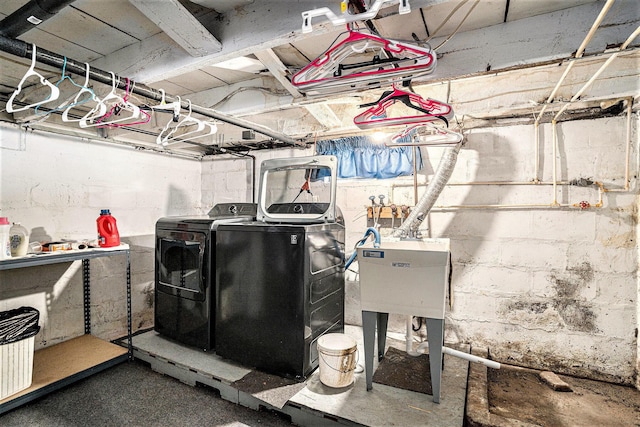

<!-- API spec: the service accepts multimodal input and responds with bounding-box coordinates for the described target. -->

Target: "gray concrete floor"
[1,325,468,426]
[1,358,292,427]
[131,325,469,426]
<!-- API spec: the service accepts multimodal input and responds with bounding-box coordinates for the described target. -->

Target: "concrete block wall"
[336,116,638,385]
[0,124,202,348]
[200,147,314,208]
[1,112,637,388]
[203,118,638,385]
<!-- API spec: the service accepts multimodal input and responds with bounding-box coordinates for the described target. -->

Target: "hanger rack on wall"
[0,36,299,147]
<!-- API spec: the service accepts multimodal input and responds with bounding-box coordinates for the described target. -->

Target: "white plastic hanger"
[6,44,60,113]
[302,0,410,33]
[388,123,463,146]
[157,99,205,145]
[150,89,181,120]
[163,121,218,146]
[156,95,185,144]
[56,62,97,122]
[93,77,142,127]
[78,71,122,128]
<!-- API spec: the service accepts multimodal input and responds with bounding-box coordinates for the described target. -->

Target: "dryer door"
[156,229,207,301]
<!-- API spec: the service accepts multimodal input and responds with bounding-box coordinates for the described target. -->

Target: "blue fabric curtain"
[316,136,422,179]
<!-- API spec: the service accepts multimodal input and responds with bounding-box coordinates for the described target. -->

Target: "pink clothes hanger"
[291,28,436,94]
[353,85,454,130]
[96,78,149,128]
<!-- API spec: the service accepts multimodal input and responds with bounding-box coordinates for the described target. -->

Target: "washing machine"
[154,203,256,350]
[215,156,345,379]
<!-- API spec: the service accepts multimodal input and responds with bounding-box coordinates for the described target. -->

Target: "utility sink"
[357,238,450,319]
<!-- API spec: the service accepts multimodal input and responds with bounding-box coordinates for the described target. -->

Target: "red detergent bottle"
[97,209,120,247]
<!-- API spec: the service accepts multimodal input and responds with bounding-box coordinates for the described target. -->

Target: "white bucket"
[317,333,358,388]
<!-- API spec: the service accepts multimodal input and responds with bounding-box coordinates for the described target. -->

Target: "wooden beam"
[128,0,222,57]
[94,0,636,88]
[303,103,343,129]
[253,49,302,99]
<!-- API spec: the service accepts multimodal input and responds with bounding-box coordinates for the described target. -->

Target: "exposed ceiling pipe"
[0,36,301,146]
[0,0,77,38]
[553,25,640,121]
[534,0,616,123]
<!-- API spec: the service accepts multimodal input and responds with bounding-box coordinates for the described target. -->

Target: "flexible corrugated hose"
[392,142,463,238]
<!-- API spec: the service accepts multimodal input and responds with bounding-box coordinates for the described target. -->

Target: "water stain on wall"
[499,261,597,333]
[599,231,635,248]
[549,261,597,333]
[505,300,549,314]
[499,298,560,330]
[135,282,155,331]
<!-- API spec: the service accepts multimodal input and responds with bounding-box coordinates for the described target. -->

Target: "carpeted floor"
[2,360,293,427]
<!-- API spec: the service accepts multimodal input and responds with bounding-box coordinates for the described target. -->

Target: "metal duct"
[0,36,300,146]
[392,142,463,238]
[0,0,77,38]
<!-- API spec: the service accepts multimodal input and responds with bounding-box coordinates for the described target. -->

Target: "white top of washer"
[257,155,339,224]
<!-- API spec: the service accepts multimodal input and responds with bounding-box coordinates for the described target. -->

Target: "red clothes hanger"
[291,28,436,94]
[353,85,454,129]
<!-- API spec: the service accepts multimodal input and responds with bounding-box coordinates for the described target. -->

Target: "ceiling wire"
[433,0,481,51]
[425,0,470,42]
[209,86,289,110]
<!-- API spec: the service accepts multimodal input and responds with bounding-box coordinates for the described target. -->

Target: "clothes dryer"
[154,203,256,350]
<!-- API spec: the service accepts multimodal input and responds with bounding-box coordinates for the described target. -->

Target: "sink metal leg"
[376,312,388,361]
[425,317,444,403]
[362,310,377,391]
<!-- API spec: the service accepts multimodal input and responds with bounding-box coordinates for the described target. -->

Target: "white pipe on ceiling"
[535,0,616,124]
[553,26,640,121]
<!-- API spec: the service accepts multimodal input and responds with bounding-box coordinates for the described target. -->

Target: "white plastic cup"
[28,242,42,253]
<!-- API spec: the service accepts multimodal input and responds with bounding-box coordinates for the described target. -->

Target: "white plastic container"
[317,333,357,388]
[0,217,11,260]
[9,223,29,257]
[0,335,36,399]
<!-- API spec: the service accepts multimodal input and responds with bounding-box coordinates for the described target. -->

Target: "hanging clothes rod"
[0,35,300,146]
